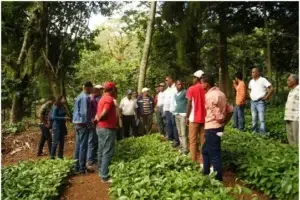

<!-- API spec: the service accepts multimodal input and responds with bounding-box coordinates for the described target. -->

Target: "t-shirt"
[96,93,117,129]
[234,81,246,105]
[157,91,165,107]
[119,97,138,116]
[163,84,177,112]
[186,83,206,123]
[143,97,151,114]
[249,77,271,101]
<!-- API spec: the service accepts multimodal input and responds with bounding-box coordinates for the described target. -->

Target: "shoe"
[79,170,88,175]
[101,178,113,183]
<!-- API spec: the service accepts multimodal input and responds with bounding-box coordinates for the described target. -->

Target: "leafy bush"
[110,134,236,199]
[1,122,26,136]
[2,159,75,200]
[222,128,298,199]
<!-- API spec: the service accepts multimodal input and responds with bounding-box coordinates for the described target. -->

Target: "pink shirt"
[186,83,206,123]
[205,87,233,129]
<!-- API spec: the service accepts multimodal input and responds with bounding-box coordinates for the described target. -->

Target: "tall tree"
[138,1,156,92]
[263,2,272,81]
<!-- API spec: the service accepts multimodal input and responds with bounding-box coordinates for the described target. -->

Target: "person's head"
[201,74,215,90]
[83,81,93,94]
[251,68,260,79]
[127,89,133,99]
[55,96,66,107]
[133,90,138,98]
[192,70,205,85]
[93,85,104,97]
[155,85,160,93]
[158,83,165,92]
[165,75,174,87]
[235,72,243,81]
[141,88,150,97]
[103,82,116,96]
[287,74,299,88]
[176,80,184,91]
[47,96,55,104]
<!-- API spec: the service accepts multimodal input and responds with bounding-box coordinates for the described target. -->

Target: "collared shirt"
[157,91,165,107]
[119,97,138,116]
[285,85,299,121]
[163,83,177,112]
[38,101,53,124]
[96,93,117,129]
[72,91,91,125]
[205,87,233,129]
[186,83,206,123]
[249,77,271,101]
[234,81,246,105]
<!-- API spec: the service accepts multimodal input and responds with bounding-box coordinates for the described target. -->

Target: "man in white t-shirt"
[248,68,274,134]
[119,89,138,138]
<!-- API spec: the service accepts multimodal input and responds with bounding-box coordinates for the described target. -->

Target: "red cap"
[104,82,116,89]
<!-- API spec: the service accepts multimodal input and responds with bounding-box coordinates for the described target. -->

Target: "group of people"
[37,67,298,183]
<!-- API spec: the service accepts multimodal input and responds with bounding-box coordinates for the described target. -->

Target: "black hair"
[202,74,215,87]
[84,81,93,88]
[54,96,64,107]
[235,72,243,80]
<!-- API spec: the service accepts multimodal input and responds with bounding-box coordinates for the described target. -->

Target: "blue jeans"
[165,111,180,144]
[250,100,266,134]
[50,126,66,159]
[38,124,52,155]
[202,127,224,181]
[96,127,116,180]
[87,127,98,164]
[233,105,245,131]
[74,126,89,172]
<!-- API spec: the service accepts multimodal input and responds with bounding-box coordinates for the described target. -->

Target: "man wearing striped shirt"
[137,88,154,135]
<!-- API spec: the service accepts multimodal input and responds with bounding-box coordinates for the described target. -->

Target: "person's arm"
[233,81,238,90]
[39,104,48,125]
[223,104,234,125]
[119,99,124,116]
[185,89,192,125]
[95,99,113,121]
[263,85,274,100]
[237,84,246,106]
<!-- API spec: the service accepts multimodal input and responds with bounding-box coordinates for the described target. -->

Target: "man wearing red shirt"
[186,70,206,163]
[95,82,117,183]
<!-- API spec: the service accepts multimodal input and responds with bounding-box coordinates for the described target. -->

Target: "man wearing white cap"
[186,70,206,163]
[87,84,103,169]
[137,88,154,135]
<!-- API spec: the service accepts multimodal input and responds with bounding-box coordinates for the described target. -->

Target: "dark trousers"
[165,111,179,144]
[87,128,98,164]
[122,115,137,138]
[74,125,89,172]
[202,127,224,181]
[50,126,66,159]
[233,105,245,131]
[38,124,52,155]
[156,107,167,136]
[139,114,153,135]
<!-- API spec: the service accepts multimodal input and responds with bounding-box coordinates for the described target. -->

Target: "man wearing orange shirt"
[233,72,246,131]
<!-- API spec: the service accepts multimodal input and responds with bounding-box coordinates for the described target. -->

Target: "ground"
[2,127,269,200]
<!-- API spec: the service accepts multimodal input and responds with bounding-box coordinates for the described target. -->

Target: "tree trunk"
[10,94,24,124]
[137,1,156,93]
[275,68,279,94]
[263,2,272,81]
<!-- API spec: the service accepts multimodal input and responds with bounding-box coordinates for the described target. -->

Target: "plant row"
[109,134,251,200]
[222,127,298,199]
[2,158,75,200]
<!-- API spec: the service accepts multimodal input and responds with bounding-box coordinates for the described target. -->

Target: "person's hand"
[185,118,189,126]
[65,116,70,121]
[261,96,267,101]
[45,124,51,129]
[154,107,158,112]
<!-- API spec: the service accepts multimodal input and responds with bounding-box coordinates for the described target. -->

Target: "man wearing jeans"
[95,82,117,183]
[73,81,93,174]
[171,80,188,155]
[87,85,103,169]
[186,70,206,162]
[248,68,274,134]
[201,74,233,181]
[233,72,246,131]
[164,76,180,147]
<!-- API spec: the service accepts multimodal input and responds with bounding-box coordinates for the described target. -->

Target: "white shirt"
[119,97,138,116]
[157,91,165,107]
[248,77,271,101]
[163,83,177,112]
[284,85,299,121]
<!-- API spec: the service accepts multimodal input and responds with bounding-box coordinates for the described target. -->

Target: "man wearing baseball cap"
[87,84,104,169]
[186,70,206,163]
[137,88,154,135]
[94,81,117,183]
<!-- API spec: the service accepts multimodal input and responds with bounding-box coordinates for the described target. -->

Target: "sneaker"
[101,178,113,183]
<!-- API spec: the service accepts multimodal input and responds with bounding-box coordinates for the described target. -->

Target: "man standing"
[87,85,103,168]
[186,70,206,162]
[37,97,55,156]
[95,82,117,183]
[120,89,138,138]
[233,72,246,131]
[284,74,299,146]
[156,83,167,137]
[164,76,180,147]
[172,80,188,155]
[201,74,233,181]
[248,68,274,134]
[137,88,154,135]
[73,81,93,174]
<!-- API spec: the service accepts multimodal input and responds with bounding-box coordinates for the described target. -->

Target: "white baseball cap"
[193,70,205,78]
[94,85,104,89]
[141,88,150,93]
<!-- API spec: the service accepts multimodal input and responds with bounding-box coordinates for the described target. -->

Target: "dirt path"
[2,128,269,200]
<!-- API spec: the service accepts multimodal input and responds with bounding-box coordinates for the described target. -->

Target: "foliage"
[109,134,253,199]
[2,158,75,200]
[1,122,26,136]
[222,128,299,199]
